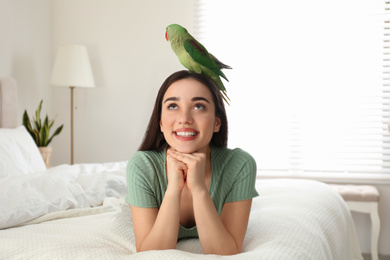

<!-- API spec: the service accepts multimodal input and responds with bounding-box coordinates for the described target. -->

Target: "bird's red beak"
[165,31,169,41]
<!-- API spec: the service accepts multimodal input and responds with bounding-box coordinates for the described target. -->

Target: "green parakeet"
[165,24,231,104]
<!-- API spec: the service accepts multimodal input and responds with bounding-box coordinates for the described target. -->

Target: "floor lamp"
[50,45,95,164]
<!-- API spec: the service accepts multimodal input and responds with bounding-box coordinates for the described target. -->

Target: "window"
[196,0,390,175]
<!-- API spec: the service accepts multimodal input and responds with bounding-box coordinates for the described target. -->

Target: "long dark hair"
[138,70,228,152]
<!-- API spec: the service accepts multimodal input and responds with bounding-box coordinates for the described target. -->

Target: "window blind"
[195,0,390,175]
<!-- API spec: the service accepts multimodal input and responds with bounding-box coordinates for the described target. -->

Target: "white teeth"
[176,132,197,137]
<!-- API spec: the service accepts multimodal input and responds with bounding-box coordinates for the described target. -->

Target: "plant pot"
[39,146,52,169]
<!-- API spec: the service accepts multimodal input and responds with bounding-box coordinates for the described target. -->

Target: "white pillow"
[0,126,46,178]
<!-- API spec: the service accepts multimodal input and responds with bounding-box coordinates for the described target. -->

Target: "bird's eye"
[166,27,170,31]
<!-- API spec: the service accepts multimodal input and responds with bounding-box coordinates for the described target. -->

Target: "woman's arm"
[131,152,187,252]
[192,190,252,255]
[130,188,181,251]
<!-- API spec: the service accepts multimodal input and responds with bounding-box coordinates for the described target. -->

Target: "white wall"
[51,0,196,165]
[0,0,52,124]
[1,0,389,257]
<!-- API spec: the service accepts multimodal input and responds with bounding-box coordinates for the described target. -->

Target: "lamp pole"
[70,86,75,165]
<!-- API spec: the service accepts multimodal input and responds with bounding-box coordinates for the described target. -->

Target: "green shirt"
[126,147,259,239]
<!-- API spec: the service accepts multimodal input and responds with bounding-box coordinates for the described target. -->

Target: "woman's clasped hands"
[166,149,207,194]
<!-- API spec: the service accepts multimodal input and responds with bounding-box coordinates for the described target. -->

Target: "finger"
[167,154,188,172]
[169,149,205,158]
[167,150,195,163]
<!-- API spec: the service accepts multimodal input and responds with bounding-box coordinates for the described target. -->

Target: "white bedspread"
[0,161,127,229]
[0,163,362,259]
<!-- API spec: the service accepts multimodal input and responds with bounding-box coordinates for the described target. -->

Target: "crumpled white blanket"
[0,172,363,259]
[0,161,127,229]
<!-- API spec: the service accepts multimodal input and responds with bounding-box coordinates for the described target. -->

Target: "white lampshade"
[50,45,95,88]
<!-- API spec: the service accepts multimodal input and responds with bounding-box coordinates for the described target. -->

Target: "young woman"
[126,70,258,255]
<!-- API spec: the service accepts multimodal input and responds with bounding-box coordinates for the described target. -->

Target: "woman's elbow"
[204,246,242,256]
[136,243,177,252]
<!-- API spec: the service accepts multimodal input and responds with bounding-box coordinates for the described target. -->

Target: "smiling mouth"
[175,131,198,137]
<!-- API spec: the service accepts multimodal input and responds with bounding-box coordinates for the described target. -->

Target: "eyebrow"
[163,97,178,104]
[192,97,210,103]
[163,97,210,104]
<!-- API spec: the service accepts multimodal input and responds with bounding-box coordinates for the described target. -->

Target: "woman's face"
[160,78,221,154]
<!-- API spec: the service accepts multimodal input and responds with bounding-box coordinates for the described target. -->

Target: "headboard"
[0,77,18,128]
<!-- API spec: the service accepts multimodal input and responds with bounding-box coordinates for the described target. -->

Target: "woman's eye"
[194,103,205,110]
[167,103,178,110]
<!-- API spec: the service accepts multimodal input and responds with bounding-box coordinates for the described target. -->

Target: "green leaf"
[35,100,43,129]
[23,111,34,136]
[43,115,49,128]
[33,117,40,132]
[41,124,49,147]
[47,124,63,146]
[34,128,41,146]
[40,116,50,146]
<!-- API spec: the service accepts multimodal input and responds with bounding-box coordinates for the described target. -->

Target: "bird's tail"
[221,91,230,106]
[210,54,231,82]
[210,53,232,70]
[208,71,230,105]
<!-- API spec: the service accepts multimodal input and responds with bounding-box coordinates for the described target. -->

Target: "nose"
[178,109,193,124]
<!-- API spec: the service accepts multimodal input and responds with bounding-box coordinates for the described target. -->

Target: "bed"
[0,77,363,259]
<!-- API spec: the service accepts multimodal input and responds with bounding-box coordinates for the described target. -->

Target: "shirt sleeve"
[225,149,259,203]
[125,151,159,207]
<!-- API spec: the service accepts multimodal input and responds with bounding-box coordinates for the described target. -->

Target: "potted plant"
[23,100,63,168]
